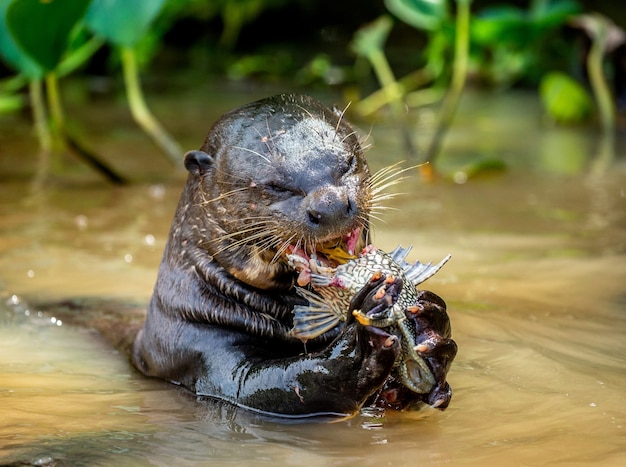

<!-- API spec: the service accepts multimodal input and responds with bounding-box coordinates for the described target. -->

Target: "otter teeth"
[343,227,361,256]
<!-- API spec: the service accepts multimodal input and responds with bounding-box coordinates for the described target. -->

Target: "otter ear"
[184,150,214,175]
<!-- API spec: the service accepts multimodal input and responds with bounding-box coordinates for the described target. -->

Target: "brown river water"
[0,85,624,466]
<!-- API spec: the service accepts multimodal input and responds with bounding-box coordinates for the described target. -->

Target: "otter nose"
[306,186,354,227]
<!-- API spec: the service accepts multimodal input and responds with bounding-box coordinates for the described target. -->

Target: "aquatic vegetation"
[540,71,593,123]
[0,0,621,184]
[350,0,619,176]
[1,0,123,183]
[0,0,182,181]
[86,0,183,168]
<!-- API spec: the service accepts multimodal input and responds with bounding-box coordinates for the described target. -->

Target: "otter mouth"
[286,226,362,286]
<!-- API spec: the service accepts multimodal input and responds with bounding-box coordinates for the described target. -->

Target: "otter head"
[183,94,371,291]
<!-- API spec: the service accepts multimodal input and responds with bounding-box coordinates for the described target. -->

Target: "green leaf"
[0,91,24,113]
[0,0,42,77]
[385,0,448,31]
[539,71,593,123]
[530,0,581,28]
[86,0,166,47]
[6,0,91,72]
[472,6,528,46]
[351,15,394,58]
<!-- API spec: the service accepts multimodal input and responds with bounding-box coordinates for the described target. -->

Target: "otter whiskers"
[230,145,273,165]
[198,186,251,206]
[210,217,281,254]
[368,162,423,220]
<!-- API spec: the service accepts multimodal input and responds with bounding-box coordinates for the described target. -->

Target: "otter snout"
[304,185,355,229]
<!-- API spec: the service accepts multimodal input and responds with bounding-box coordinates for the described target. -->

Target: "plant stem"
[29,79,51,154]
[45,71,65,135]
[586,14,615,178]
[28,79,51,196]
[367,49,418,159]
[368,49,405,117]
[121,46,183,169]
[43,72,67,174]
[44,71,126,183]
[586,15,615,135]
[57,36,105,78]
[423,0,472,165]
[356,67,437,116]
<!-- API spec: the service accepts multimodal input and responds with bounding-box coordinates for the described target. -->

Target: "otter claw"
[373,285,387,300]
[384,335,398,348]
[352,309,370,326]
[427,382,452,409]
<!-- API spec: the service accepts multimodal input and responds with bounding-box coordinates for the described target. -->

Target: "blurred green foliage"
[472,0,582,85]
[386,0,448,31]
[0,0,41,78]
[0,0,603,94]
[0,0,620,180]
[86,0,166,47]
[540,71,593,122]
[0,0,179,181]
[6,0,90,72]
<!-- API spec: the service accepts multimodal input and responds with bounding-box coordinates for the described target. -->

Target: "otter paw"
[407,290,457,409]
[349,274,404,327]
[355,325,401,395]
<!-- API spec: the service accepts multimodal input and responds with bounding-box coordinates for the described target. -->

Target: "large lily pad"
[6,0,91,71]
[86,0,166,47]
[0,0,42,77]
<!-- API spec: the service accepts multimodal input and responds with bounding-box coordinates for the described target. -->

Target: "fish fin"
[404,254,452,286]
[389,244,413,263]
[291,288,345,340]
[388,245,451,285]
[308,272,333,287]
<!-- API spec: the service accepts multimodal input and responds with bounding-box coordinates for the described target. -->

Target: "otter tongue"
[296,269,311,287]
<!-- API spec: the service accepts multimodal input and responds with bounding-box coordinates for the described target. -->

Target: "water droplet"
[361,421,384,430]
[149,184,165,200]
[124,254,133,263]
[10,294,19,305]
[144,234,155,246]
[453,171,468,184]
[31,456,55,466]
[50,317,56,324]
[589,402,597,407]
[75,214,88,230]
[27,270,35,278]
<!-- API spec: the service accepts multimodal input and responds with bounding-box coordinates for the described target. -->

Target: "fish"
[287,244,451,394]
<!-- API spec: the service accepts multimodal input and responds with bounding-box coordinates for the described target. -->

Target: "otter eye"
[339,154,356,175]
[265,181,293,196]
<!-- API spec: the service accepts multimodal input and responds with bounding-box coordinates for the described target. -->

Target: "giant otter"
[132,94,454,417]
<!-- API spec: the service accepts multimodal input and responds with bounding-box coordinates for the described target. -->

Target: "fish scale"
[289,245,451,394]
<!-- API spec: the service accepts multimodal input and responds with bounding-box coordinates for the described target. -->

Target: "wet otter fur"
[131,94,449,417]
